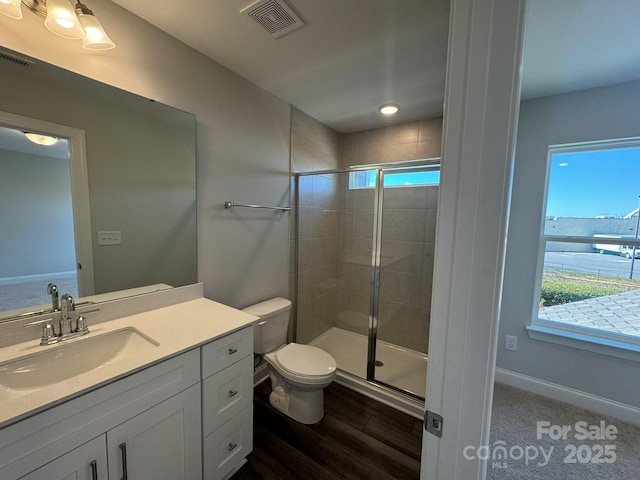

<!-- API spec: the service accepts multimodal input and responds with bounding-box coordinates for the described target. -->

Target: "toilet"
[243,297,337,424]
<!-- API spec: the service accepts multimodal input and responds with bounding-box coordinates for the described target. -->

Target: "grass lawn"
[540,269,640,307]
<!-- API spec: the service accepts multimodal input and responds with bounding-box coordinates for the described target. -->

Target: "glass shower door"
[295,170,377,380]
[370,166,439,398]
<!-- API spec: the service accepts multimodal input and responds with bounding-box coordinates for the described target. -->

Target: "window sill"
[527,320,640,363]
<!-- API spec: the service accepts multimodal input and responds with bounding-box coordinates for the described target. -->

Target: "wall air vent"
[241,0,304,39]
[0,50,33,69]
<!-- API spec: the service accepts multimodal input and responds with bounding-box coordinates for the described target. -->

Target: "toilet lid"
[277,343,337,377]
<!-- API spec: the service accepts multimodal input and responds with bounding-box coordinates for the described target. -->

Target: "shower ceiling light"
[0,0,115,49]
[379,104,400,115]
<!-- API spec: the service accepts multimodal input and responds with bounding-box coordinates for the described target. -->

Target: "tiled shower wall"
[339,117,442,168]
[290,107,340,343]
[335,117,442,354]
[292,111,443,354]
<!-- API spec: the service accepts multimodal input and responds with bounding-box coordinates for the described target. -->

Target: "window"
[349,167,440,189]
[530,138,640,358]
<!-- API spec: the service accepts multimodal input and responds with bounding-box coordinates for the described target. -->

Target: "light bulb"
[44,0,84,39]
[379,104,400,115]
[24,133,59,146]
[0,0,22,19]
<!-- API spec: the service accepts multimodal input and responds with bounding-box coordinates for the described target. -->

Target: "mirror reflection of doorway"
[0,124,79,312]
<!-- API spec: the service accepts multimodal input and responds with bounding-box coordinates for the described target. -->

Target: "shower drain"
[375,360,384,367]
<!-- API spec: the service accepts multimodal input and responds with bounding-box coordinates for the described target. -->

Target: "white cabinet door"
[107,384,202,480]
[19,436,107,480]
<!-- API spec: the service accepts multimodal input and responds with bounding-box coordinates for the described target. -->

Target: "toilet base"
[269,387,325,424]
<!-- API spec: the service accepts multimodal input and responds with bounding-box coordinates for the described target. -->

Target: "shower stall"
[293,160,439,416]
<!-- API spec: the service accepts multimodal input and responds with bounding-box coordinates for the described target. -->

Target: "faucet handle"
[73,308,98,334]
[75,316,90,334]
[24,318,58,345]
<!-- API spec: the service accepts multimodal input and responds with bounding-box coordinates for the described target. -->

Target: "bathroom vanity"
[0,288,256,480]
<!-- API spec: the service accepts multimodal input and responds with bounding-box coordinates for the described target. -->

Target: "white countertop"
[0,298,257,429]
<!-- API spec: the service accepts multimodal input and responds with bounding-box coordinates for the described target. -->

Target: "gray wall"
[0,149,75,278]
[0,0,291,309]
[499,80,640,406]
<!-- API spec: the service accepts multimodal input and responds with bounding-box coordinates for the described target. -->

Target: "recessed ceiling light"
[379,104,400,115]
[24,132,58,146]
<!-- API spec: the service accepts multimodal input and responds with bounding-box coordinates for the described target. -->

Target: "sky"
[546,146,640,218]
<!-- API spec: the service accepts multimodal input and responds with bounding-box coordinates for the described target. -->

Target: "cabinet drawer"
[202,355,253,436]
[203,406,253,480]
[201,327,253,379]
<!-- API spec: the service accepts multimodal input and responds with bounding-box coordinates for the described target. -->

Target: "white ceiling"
[521,0,640,100]
[112,0,450,133]
[111,0,640,133]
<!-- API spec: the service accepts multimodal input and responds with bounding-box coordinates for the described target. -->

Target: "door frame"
[0,111,95,297]
[421,0,525,478]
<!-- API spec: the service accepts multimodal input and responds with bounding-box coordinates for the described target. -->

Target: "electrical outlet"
[505,335,518,352]
[98,231,122,246]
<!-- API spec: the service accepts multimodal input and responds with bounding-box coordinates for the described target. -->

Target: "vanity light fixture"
[24,132,58,146]
[379,104,400,115]
[0,0,115,50]
[0,0,22,19]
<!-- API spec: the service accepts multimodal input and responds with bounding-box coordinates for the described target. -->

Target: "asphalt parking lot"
[544,251,640,280]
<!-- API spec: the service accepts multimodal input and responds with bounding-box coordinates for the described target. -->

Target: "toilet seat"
[276,343,336,378]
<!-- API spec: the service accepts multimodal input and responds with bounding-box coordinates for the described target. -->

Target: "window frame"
[527,137,640,362]
[348,164,441,190]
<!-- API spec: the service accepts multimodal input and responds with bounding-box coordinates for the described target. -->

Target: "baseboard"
[494,367,640,426]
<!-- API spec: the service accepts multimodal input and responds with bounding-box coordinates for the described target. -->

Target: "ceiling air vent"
[241,0,304,39]
[0,50,33,69]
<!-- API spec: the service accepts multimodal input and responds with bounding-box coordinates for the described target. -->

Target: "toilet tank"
[242,297,292,354]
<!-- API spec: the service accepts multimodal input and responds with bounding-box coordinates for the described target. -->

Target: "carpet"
[487,383,639,479]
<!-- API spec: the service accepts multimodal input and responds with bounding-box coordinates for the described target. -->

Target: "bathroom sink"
[0,328,159,391]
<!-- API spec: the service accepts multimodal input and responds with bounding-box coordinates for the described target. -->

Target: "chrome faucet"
[24,294,94,345]
[60,293,75,336]
[47,283,59,311]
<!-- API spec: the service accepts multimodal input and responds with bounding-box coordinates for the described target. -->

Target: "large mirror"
[0,47,197,320]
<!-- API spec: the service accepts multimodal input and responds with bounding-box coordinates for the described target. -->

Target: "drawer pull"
[228,389,238,397]
[228,441,238,452]
[90,460,98,480]
[228,347,238,354]
[119,443,129,480]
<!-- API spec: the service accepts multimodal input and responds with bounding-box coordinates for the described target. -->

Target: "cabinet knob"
[228,389,238,398]
[228,441,238,452]
[228,347,238,354]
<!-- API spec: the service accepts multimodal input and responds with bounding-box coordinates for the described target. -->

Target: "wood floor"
[233,379,423,480]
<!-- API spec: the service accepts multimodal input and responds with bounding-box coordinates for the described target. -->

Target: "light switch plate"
[98,231,121,246]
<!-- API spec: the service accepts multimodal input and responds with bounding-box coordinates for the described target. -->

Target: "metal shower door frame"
[366,163,440,400]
